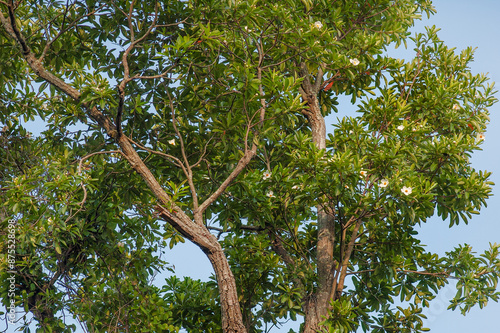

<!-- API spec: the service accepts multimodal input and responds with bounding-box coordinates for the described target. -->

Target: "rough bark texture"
[207,248,248,333]
[300,64,336,332]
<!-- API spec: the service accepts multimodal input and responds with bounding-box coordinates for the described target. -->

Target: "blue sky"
[402,0,500,331]
[165,1,500,331]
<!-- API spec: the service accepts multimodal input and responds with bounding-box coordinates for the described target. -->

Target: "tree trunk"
[303,296,321,332]
[300,65,336,332]
[303,110,336,332]
[206,246,247,333]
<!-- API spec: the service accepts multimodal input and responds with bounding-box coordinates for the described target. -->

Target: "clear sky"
[165,1,500,332]
[401,0,500,331]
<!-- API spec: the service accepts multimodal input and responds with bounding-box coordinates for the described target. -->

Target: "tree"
[1,0,499,332]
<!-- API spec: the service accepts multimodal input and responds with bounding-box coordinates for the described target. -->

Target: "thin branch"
[3,3,30,56]
[77,150,124,173]
[196,51,268,214]
[346,268,459,280]
[404,50,424,102]
[167,91,199,215]
[118,0,159,90]
[261,49,309,70]
[131,71,179,81]
[39,3,106,62]
[127,137,184,169]
[63,150,124,224]
[197,143,257,215]
[331,210,365,300]
[191,136,213,169]
[126,0,136,44]
[207,225,264,239]
[116,90,124,138]
[207,225,264,233]
[268,229,296,267]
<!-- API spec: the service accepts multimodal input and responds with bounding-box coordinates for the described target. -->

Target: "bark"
[207,248,248,333]
[299,64,336,332]
[302,296,321,333]
[0,9,247,333]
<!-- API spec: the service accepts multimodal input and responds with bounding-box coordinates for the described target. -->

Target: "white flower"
[397,125,404,130]
[349,130,354,134]
[360,170,368,178]
[350,58,360,66]
[262,171,272,180]
[266,191,275,198]
[244,26,252,32]
[168,139,176,145]
[401,186,413,196]
[313,21,323,29]
[292,185,300,190]
[379,179,389,188]
[117,242,124,248]
[476,133,485,142]
[452,104,460,110]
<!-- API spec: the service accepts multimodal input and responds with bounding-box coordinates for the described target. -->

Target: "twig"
[166,91,199,214]
[63,150,124,224]
[127,137,184,168]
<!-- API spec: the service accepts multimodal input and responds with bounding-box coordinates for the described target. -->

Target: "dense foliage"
[1,1,499,332]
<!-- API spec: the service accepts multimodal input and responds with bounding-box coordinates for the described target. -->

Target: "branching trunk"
[0,9,247,333]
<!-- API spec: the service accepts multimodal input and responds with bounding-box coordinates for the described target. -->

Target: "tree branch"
[167,91,200,218]
[331,212,364,300]
[0,5,198,242]
[347,268,459,280]
[39,3,106,62]
[127,137,184,169]
[197,144,257,215]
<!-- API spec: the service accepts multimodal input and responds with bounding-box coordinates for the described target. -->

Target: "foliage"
[0,0,499,332]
